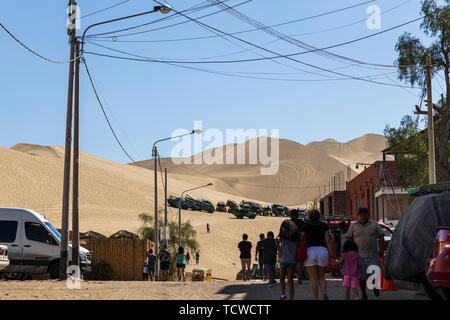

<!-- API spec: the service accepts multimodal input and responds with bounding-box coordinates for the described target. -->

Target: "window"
[25,222,57,245]
[0,220,18,243]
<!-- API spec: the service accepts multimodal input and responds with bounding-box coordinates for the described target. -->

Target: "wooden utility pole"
[60,0,77,280]
[425,55,437,184]
[72,39,81,269]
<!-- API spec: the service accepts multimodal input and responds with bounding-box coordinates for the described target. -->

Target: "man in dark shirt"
[261,231,278,286]
[146,249,157,281]
[255,233,266,280]
[290,209,305,283]
[238,233,252,281]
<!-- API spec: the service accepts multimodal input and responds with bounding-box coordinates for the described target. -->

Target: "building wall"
[319,191,347,217]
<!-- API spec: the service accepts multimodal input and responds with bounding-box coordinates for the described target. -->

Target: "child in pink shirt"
[334,239,363,300]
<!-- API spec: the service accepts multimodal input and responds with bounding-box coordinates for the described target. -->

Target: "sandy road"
[0,279,429,300]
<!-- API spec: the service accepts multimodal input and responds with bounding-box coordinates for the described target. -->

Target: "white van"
[0,207,92,279]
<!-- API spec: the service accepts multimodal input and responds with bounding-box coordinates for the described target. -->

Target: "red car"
[326,220,393,276]
[425,227,450,300]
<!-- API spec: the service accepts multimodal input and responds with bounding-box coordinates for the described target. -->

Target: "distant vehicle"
[272,204,288,217]
[263,205,272,216]
[249,202,263,215]
[216,202,227,212]
[226,199,239,213]
[0,245,9,271]
[0,207,92,280]
[201,200,215,213]
[229,201,256,219]
[185,194,202,211]
[168,195,189,210]
[425,227,450,300]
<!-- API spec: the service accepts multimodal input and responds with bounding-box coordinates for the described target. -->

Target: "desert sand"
[0,134,386,280]
[0,279,427,300]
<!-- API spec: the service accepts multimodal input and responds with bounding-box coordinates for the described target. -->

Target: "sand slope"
[132,137,352,206]
[0,135,385,279]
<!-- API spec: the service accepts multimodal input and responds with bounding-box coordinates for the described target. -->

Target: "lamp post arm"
[80,7,159,53]
[152,130,197,156]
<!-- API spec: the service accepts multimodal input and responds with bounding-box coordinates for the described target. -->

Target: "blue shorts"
[360,257,382,277]
[280,262,296,268]
[264,264,275,272]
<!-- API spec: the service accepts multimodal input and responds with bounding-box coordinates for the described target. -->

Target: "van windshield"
[45,222,61,240]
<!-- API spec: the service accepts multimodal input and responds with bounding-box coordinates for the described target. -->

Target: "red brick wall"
[346,161,398,219]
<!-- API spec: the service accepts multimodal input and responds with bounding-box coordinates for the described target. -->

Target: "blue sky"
[0,0,445,163]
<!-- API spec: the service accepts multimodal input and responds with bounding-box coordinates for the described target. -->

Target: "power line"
[0,21,80,64]
[87,15,425,69]
[83,56,136,162]
[90,0,377,41]
[85,0,237,39]
[80,0,132,19]
[84,45,399,83]
[84,41,419,89]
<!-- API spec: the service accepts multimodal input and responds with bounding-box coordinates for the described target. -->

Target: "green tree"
[138,209,200,280]
[394,0,449,181]
[384,115,429,188]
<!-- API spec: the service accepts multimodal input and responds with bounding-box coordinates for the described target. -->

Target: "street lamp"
[179,183,214,248]
[80,5,171,52]
[152,129,201,280]
[59,2,171,280]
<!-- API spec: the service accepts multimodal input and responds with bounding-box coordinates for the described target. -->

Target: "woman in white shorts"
[301,210,334,300]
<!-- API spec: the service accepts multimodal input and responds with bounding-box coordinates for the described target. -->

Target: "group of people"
[142,247,201,282]
[237,207,385,300]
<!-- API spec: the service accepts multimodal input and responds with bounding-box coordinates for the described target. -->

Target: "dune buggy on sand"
[226,199,239,213]
[168,195,189,210]
[216,201,227,212]
[185,194,202,211]
[272,204,288,217]
[201,200,215,213]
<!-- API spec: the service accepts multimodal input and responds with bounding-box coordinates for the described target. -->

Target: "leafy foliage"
[394,0,449,182]
[138,209,200,280]
[384,115,429,188]
[83,260,113,281]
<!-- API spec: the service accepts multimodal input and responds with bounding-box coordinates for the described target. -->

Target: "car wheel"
[423,282,443,300]
[49,263,60,279]
[3,272,24,280]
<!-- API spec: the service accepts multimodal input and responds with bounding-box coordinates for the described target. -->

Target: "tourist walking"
[175,247,186,282]
[207,223,210,233]
[346,207,384,300]
[301,209,334,300]
[255,233,266,280]
[276,220,301,300]
[195,252,200,265]
[146,249,157,281]
[238,233,252,281]
[333,239,363,300]
[158,246,171,281]
[290,209,305,284]
[186,252,191,265]
[262,231,278,287]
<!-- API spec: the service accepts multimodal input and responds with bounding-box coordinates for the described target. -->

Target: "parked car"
[226,199,239,213]
[185,194,202,211]
[0,245,9,270]
[168,195,189,210]
[272,204,288,217]
[201,200,215,213]
[0,207,92,280]
[216,202,227,212]
[249,202,263,215]
[425,227,450,300]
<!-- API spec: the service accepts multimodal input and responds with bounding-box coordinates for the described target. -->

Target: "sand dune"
[0,135,385,279]
[133,137,352,206]
[307,134,387,171]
